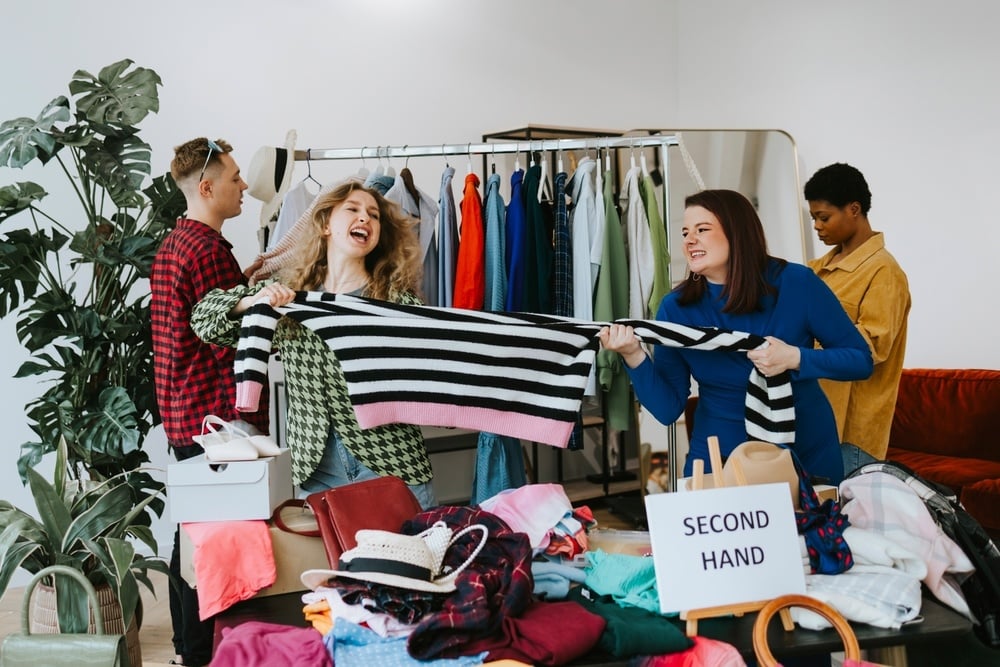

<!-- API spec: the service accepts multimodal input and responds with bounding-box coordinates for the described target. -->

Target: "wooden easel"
[679,436,794,636]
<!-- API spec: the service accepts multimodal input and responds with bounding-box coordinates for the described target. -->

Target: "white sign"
[644,482,806,614]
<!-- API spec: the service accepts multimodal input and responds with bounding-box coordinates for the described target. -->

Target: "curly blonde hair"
[278,180,422,301]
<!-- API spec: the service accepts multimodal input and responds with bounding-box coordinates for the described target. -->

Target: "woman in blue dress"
[599,189,872,485]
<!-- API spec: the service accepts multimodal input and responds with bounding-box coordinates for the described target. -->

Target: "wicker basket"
[29,579,142,667]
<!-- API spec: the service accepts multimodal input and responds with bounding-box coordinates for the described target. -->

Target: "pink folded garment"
[182,520,276,619]
[213,621,332,667]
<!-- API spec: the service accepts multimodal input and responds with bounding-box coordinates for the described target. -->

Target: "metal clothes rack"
[292,134,678,163]
[291,134,681,495]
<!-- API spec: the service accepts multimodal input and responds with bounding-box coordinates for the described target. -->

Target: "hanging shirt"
[552,171,572,318]
[384,171,440,265]
[233,292,801,450]
[593,170,632,432]
[453,172,485,309]
[436,166,458,308]
[523,164,553,313]
[482,173,507,311]
[622,166,654,319]
[567,157,600,321]
[266,180,319,252]
[504,169,528,311]
[641,173,670,316]
[363,170,395,195]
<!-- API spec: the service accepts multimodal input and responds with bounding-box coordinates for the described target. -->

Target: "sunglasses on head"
[198,139,224,182]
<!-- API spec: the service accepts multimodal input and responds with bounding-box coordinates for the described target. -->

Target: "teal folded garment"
[566,586,693,658]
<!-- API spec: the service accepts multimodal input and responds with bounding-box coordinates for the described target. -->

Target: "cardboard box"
[180,505,329,598]
[167,450,293,523]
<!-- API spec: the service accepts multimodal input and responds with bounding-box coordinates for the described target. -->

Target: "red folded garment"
[183,520,276,619]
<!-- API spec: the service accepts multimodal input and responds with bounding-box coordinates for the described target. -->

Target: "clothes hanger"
[304,149,322,187]
[630,139,638,171]
[514,146,521,173]
[385,145,396,178]
[357,147,370,179]
[604,139,612,172]
[491,144,497,175]
[399,146,421,205]
[466,143,473,175]
[538,142,552,203]
[372,146,385,178]
[557,145,564,174]
[640,147,650,178]
[442,144,449,169]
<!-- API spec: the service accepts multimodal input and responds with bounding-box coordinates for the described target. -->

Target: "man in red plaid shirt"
[151,137,269,666]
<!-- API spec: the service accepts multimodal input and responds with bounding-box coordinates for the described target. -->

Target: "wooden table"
[213,589,973,664]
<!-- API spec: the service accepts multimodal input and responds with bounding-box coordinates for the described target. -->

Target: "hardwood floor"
[0,502,639,666]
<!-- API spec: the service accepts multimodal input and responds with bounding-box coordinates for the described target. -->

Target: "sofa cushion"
[889,368,1000,462]
[961,479,1000,532]
[886,447,1000,495]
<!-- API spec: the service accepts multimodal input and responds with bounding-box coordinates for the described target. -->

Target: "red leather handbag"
[303,476,424,567]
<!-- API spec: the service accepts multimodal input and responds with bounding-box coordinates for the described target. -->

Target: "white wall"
[3,0,999,572]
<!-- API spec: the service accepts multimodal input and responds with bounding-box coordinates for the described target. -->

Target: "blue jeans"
[841,442,879,477]
[297,430,437,510]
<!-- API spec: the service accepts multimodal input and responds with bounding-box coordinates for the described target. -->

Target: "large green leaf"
[69,59,161,128]
[79,134,151,208]
[143,172,185,231]
[0,225,68,318]
[77,387,140,458]
[0,97,70,168]
[0,181,48,223]
[62,483,132,547]
[0,527,43,603]
[26,467,72,553]
[20,398,78,480]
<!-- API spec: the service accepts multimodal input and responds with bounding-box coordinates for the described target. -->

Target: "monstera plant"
[0,59,185,482]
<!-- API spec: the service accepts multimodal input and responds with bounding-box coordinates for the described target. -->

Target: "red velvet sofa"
[885,368,1000,538]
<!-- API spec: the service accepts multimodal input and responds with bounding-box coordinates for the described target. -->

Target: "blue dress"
[626,260,872,485]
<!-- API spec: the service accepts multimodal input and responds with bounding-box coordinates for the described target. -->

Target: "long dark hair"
[675,189,784,314]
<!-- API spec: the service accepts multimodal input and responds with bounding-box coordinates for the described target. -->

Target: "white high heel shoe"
[193,415,282,461]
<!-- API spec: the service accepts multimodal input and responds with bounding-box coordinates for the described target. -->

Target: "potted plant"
[0,437,167,666]
[0,58,185,482]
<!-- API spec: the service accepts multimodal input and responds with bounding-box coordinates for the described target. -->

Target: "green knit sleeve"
[191,281,269,347]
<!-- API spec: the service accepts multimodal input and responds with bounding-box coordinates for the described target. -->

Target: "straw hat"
[247,129,297,227]
[301,521,487,594]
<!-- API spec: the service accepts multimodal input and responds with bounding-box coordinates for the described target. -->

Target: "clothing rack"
[290,133,682,496]
[292,134,678,163]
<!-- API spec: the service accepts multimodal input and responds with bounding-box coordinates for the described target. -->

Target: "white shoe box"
[167,450,293,523]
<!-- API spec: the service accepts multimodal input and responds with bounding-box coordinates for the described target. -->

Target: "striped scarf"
[235,293,795,448]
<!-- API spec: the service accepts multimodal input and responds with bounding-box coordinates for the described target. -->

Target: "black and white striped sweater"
[235,292,794,447]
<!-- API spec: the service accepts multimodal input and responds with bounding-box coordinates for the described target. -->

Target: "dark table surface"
[214,589,973,664]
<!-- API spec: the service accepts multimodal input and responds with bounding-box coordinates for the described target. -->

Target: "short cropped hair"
[804,163,872,215]
[170,137,233,184]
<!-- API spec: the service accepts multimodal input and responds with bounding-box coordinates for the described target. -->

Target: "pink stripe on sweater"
[354,402,573,448]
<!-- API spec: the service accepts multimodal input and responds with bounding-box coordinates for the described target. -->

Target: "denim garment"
[841,441,878,477]
[298,430,437,510]
[483,173,507,311]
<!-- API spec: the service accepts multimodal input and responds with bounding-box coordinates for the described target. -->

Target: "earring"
[692,273,702,282]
